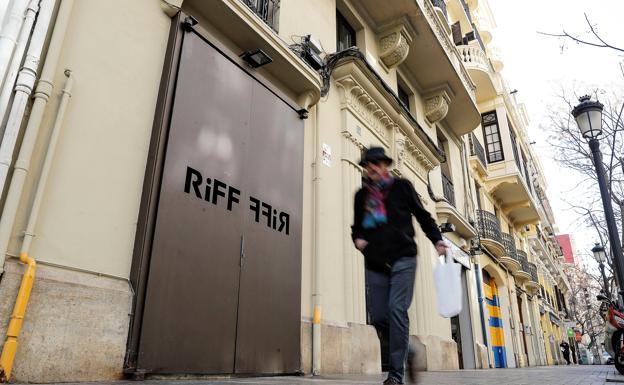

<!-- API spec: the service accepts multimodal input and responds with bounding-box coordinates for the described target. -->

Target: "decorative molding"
[378,25,411,69]
[341,130,366,151]
[333,61,440,180]
[335,77,393,145]
[395,127,435,181]
[424,90,451,124]
[421,0,476,99]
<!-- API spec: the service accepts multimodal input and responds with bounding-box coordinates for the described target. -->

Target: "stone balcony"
[484,160,540,226]
[488,45,504,72]
[456,44,499,103]
[475,15,493,44]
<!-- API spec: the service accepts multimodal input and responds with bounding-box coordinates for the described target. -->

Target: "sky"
[488,0,624,266]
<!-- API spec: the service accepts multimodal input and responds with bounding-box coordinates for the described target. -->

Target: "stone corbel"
[378,25,412,69]
[424,89,452,124]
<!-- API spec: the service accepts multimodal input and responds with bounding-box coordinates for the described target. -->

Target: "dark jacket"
[351,178,442,273]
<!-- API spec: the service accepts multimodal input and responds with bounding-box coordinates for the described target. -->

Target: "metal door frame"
[124,11,306,375]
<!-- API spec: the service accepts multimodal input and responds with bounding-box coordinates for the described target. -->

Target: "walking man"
[560,340,571,365]
[351,147,448,384]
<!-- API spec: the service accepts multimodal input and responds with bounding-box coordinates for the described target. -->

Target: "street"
[34,365,619,385]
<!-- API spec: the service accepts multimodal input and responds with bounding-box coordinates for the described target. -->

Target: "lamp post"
[572,95,624,297]
[592,243,610,298]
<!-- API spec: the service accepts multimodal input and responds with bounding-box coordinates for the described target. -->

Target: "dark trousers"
[366,256,416,383]
[563,351,570,364]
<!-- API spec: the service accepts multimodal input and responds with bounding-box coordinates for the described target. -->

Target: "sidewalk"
[23,365,616,385]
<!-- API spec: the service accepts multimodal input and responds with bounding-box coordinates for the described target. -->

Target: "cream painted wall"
[10,0,172,278]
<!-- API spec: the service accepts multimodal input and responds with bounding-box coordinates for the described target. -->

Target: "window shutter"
[452,22,463,46]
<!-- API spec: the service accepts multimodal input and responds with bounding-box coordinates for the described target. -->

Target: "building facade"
[0,0,572,382]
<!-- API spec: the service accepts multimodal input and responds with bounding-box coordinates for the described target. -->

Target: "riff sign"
[184,166,290,235]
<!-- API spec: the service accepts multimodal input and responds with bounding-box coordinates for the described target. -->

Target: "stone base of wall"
[475,342,490,369]
[301,321,381,375]
[409,335,459,371]
[0,260,132,383]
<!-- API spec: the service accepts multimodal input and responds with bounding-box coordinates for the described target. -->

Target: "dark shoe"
[406,347,419,384]
[383,378,404,385]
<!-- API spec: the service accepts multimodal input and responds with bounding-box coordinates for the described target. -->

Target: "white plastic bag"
[433,251,463,318]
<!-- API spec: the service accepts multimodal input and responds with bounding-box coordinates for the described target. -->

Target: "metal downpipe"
[311,102,321,376]
[0,0,54,190]
[0,69,72,382]
[0,0,74,274]
[0,0,29,91]
[0,0,39,128]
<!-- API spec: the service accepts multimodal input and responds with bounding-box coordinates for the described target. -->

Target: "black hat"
[359,146,393,167]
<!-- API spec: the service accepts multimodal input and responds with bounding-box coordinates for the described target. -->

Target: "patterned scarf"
[362,174,393,229]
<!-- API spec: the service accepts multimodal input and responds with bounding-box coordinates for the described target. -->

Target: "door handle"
[240,235,245,267]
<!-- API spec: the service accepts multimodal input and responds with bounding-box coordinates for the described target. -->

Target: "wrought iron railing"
[242,0,280,31]
[469,133,487,167]
[501,233,518,261]
[442,173,455,207]
[517,250,529,273]
[431,0,448,18]
[476,209,502,244]
[527,262,539,283]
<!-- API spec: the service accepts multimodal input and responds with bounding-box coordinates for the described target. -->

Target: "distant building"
[556,234,576,264]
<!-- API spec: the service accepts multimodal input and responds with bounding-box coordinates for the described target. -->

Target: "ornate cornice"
[333,59,441,178]
[335,77,393,145]
[395,128,435,181]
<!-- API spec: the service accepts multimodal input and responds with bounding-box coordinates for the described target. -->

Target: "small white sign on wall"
[321,143,332,167]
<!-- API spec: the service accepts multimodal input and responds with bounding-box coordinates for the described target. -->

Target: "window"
[521,151,533,194]
[509,122,521,170]
[482,111,504,163]
[336,11,356,51]
[397,84,410,112]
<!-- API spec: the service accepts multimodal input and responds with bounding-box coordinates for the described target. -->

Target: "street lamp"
[572,95,624,298]
[592,243,610,298]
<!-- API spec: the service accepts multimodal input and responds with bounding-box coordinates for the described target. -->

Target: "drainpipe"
[0,0,39,128]
[500,263,520,366]
[0,0,72,274]
[0,0,29,90]
[474,261,491,368]
[311,102,322,376]
[0,0,54,194]
[0,70,72,382]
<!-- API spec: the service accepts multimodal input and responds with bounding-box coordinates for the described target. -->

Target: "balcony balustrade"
[514,250,531,281]
[477,209,505,258]
[456,44,497,103]
[442,173,455,207]
[500,232,521,272]
[241,0,280,31]
[525,261,540,292]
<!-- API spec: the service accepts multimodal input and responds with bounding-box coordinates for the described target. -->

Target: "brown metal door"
[234,82,303,374]
[137,31,251,373]
[136,28,303,375]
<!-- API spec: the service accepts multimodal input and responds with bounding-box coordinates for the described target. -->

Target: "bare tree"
[539,13,624,53]
[564,263,605,355]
